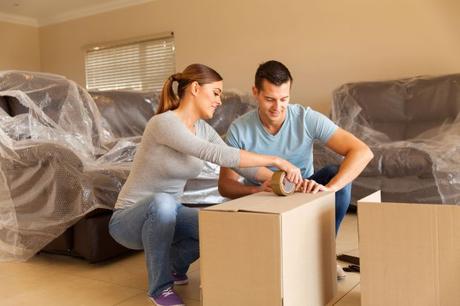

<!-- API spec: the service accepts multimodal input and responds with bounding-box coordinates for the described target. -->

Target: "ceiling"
[0,0,154,26]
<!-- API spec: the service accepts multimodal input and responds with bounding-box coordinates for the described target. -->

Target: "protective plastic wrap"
[317,74,460,205]
[0,71,256,261]
[0,71,152,261]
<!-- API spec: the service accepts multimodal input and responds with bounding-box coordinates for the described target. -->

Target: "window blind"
[85,35,175,91]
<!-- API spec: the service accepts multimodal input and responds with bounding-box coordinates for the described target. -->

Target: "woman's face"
[195,80,223,119]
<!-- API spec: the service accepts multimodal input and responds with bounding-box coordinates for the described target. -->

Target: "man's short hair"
[255,60,293,91]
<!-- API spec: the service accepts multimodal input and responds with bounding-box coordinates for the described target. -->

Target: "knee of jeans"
[336,183,352,199]
[323,165,339,178]
[147,193,178,222]
[108,214,143,250]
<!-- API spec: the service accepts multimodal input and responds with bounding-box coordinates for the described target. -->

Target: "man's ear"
[252,85,258,97]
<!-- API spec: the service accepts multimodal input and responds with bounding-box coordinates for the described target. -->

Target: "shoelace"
[161,287,175,297]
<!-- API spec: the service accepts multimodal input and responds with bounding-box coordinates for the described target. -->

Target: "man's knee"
[337,183,352,195]
[323,164,339,177]
[335,183,352,209]
[314,165,339,183]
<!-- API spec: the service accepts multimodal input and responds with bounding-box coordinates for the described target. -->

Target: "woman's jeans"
[308,165,352,235]
[109,193,199,297]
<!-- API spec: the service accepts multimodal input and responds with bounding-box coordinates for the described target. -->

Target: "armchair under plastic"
[315,74,460,205]
[0,140,86,260]
[0,71,122,261]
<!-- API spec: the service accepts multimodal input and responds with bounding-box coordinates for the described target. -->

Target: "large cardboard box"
[358,191,460,306]
[199,191,336,306]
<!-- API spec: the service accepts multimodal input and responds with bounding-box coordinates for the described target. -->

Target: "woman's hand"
[274,158,302,184]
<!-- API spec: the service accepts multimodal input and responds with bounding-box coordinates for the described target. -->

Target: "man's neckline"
[256,107,289,137]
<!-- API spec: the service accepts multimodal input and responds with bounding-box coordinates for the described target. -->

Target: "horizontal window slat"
[85,67,174,76]
[85,60,174,70]
[87,49,174,61]
[86,70,172,80]
[85,36,175,91]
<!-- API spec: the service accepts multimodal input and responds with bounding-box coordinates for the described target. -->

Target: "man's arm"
[218,166,273,199]
[324,128,373,191]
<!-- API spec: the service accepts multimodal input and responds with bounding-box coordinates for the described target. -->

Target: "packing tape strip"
[271,170,296,196]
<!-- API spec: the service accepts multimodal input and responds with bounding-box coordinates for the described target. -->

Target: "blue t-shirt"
[226,104,338,180]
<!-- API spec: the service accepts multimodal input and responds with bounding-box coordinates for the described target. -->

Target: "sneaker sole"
[148,296,185,306]
[173,279,189,285]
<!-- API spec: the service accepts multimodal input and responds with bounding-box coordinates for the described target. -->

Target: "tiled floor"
[0,212,361,306]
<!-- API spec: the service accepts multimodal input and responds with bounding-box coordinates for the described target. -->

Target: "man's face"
[253,79,290,126]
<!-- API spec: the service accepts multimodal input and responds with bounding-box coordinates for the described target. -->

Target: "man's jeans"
[308,165,352,234]
[109,193,199,297]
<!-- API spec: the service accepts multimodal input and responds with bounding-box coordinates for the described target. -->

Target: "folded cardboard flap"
[357,190,381,203]
[204,191,334,214]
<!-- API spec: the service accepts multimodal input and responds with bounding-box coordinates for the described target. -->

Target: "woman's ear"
[191,81,200,96]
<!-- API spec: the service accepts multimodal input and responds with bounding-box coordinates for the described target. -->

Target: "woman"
[109,64,301,306]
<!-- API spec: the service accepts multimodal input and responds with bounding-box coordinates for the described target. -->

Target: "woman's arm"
[206,121,301,183]
[151,114,302,182]
[238,150,301,183]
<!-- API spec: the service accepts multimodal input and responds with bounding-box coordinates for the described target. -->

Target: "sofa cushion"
[73,212,131,263]
[405,75,460,122]
[405,120,450,139]
[381,147,432,178]
[371,122,406,141]
[335,82,407,123]
[207,91,256,136]
[0,96,10,114]
[90,90,157,138]
[41,227,73,255]
[7,96,29,116]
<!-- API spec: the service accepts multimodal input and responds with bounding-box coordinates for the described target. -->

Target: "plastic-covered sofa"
[314,74,460,205]
[0,70,256,262]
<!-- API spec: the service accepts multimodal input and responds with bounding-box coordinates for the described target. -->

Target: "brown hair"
[255,60,292,91]
[157,63,223,114]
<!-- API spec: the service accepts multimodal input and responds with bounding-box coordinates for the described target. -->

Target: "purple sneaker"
[149,287,184,306]
[172,272,189,285]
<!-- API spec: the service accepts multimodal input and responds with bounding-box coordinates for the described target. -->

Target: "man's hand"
[257,179,273,193]
[296,179,330,194]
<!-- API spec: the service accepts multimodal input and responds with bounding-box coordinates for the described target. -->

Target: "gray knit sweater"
[115,111,241,210]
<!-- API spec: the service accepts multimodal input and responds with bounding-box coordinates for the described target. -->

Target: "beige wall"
[0,21,40,71]
[39,0,460,113]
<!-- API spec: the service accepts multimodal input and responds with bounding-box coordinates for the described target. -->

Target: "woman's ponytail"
[158,73,181,114]
[157,64,222,115]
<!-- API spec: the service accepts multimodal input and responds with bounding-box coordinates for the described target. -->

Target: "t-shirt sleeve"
[225,123,241,148]
[149,114,240,168]
[305,108,338,143]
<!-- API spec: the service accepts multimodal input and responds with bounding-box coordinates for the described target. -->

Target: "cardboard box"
[199,191,336,306]
[358,191,460,306]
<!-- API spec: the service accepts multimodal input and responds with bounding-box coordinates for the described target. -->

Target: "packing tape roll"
[271,170,296,196]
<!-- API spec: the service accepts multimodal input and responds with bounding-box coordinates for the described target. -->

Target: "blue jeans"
[308,165,352,235]
[109,193,199,297]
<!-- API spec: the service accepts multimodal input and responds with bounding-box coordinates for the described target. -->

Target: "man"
[218,60,373,279]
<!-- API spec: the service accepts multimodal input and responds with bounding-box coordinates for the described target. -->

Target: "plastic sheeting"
[0,71,256,261]
[0,71,152,261]
[318,74,460,205]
